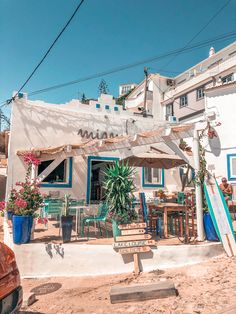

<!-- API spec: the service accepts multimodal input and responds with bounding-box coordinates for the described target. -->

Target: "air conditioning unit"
[168,115,178,124]
[166,79,175,87]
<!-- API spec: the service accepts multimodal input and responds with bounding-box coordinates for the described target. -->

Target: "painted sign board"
[118,246,151,255]
[118,223,147,230]
[204,176,236,257]
[113,240,155,249]
[114,223,156,275]
[116,234,152,242]
[121,229,145,236]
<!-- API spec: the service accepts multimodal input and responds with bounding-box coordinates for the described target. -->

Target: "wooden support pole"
[133,253,140,275]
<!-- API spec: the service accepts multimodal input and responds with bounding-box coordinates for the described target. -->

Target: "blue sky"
[1,0,236,114]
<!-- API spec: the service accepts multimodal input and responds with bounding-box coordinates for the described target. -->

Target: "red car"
[0,242,22,313]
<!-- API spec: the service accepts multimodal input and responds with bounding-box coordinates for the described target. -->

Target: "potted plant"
[103,161,137,238]
[6,153,43,244]
[61,194,73,243]
[157,189,166,200]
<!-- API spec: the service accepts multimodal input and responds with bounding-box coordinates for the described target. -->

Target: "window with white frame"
[38,159,69,184]
[227,154,236,180]
[143,168,163,186]
[196,87,204,100]
[180,94,188,108]
[222,73,234,84]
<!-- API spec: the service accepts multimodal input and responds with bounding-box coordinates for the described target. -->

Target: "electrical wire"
[0,30,235,107]
[27,31,236,97]
[159,0,231,71]
[13,0,85,98]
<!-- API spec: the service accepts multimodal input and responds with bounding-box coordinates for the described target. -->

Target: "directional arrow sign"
[116,234,152,242]
[118,223,147,230]
[113,240,156,248]
[121,229,145,236]
[118,246,151,254]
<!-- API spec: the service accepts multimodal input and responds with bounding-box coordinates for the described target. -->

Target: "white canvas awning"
[17,123,194,163]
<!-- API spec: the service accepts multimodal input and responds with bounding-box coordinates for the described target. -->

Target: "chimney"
[209,47,215,57]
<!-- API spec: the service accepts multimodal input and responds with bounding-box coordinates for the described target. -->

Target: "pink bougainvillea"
[23,153,41,166]
[0,201,6,212]
[15,198,27,209]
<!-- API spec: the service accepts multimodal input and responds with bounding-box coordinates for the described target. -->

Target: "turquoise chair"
[47,199,64,218]
[81,203,109,239]
[41,199,63,219]
[68,199,85,216]
[177,192,185,204]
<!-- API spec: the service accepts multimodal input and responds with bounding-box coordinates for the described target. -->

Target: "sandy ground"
[19,255,236,314]
[2,217,236,313]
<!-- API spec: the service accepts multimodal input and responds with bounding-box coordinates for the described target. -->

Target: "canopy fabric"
[16,123,194,157]
[122,151,187,169]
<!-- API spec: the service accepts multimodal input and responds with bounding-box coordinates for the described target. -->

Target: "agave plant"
[103,161,137,224]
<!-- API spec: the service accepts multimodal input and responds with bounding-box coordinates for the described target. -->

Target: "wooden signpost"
[114,223,156,275]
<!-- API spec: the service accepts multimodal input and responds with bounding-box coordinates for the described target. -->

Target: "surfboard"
[204,176,236,257]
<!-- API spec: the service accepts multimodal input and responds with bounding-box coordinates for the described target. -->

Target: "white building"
[125,42,236,124]
[6,93,191,203]
[204,81,236,184]
[118,83,137,97]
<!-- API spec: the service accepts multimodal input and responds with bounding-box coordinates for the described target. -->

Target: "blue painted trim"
[142,168,164,188]
[96,103,100,109]
[227,153,236,181]
[114,106,119,112]
[40,157,73,188]
[105,105,110,110]
[86,156,119,204]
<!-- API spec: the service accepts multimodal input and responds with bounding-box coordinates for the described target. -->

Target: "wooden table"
[148,202,188,238]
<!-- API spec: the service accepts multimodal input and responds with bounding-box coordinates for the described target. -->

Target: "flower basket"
[5,153,44,244]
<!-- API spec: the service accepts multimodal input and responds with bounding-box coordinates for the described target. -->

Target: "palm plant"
[103,161,137,224]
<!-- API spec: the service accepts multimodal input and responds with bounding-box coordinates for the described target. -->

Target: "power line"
[27,31,236,97]
[1,30,235,106]
[13,0,85,98]
[160,0,231,71]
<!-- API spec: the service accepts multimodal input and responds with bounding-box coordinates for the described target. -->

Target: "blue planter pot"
[12,215,33,244]
[112,220,121,239]
[203,212,219,241]
[61,215,73,243]
[7,211,14,221]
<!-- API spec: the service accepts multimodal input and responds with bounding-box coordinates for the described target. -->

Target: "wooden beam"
[110,281,177,304]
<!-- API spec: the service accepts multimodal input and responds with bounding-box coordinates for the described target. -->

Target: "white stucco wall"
[204,83,236,184]
[7,96,184,201]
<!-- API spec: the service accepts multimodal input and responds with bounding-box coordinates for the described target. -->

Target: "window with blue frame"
[142,167,164,187]
[38,157,73,187]
[227,154,236,181]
